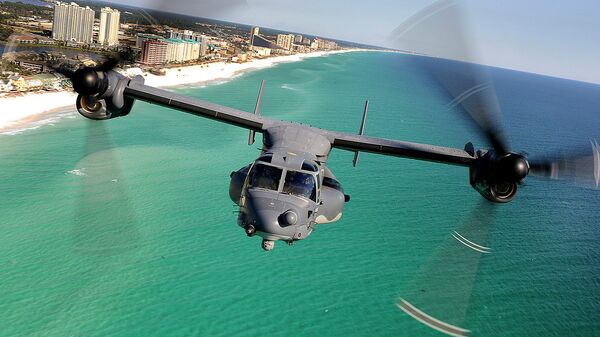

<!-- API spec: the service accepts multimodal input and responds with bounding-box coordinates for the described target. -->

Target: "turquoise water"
[1,52,599,336]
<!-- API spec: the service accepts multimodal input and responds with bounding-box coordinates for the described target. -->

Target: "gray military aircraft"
[53,60,597,252]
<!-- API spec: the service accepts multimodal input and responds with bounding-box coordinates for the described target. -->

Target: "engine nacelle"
[469,149,519,203]
[76,72,143,120]
[470,179,518,203]
[229,165,250,205]
[314,177,346,224]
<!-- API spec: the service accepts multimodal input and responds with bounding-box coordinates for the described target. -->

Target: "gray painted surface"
[78,70,487,250]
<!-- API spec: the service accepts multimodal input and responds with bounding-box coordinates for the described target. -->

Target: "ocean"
[1,51,599,336]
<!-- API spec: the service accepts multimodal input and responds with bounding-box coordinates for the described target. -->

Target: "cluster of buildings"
[3,1,348,92]
[249,27,339,55]
[46,2,341,64]
[51,2,120,47]
[0,73,69,93]
[137,30,209,65]
[1,1,351,95]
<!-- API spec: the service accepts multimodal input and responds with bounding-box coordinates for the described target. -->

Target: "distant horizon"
[4,0,599,84]
[100,0,599,85]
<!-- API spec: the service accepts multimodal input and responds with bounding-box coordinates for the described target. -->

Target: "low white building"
[0,79,14,92]
[252,46,271,57]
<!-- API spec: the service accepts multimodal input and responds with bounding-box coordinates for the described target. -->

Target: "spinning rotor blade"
[398,202,496,336]
[72,120,139,254]
[48,60,76,79]
[529,140,600,189]
[390,0,599,191]
[389,0,510,155]
[93,53,122,72]
[142,0,247,18]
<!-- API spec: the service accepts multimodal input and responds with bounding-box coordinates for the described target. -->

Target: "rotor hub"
[496,153,530,183]
[72,68,108,96]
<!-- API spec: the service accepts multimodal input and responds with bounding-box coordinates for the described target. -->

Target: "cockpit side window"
[257,154,273,163]
[248,163,282,191]
[282,170,317,201]
[301,161,318,172]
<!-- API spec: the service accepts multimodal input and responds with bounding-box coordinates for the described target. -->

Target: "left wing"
[124,80,268,132]
[326,130,476,167]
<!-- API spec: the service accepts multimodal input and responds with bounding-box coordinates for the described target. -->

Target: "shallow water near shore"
[1,51,599,336]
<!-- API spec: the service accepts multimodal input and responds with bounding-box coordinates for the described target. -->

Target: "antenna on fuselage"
[352,99,369,167]
[248,80,265,145]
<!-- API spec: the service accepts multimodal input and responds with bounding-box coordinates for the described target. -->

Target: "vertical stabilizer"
[248,80,265,145]
[352,99,369,167]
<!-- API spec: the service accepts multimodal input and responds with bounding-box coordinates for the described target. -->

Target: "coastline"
[0,49,360,135]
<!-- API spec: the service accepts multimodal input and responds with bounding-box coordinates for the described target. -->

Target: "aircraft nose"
[242,190,299,240]
[253,209,283,233]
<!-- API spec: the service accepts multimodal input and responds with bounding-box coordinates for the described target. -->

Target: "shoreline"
[0,49,361,135]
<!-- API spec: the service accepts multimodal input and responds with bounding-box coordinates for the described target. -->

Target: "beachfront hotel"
[250,26,260,44]
[98,7,120,46]
[51,2,94,44]
[138,34,202,65]
[140,39,167,65]
[276,34,294,51]
[165,38,201,62]
[167,29,209,57]
[315,38,339,50]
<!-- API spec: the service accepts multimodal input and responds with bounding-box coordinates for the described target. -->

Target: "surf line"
[451,231,491,254]
[397,298,470,337]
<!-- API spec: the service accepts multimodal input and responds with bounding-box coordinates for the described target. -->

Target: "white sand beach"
[0,49,357,134]
[0,91,78,132]
[124,50,353,87]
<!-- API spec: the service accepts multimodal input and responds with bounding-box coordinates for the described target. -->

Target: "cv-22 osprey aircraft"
[54,56,598,251]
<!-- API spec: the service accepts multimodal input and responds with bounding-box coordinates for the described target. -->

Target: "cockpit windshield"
[283,170,317,201]
[248,163,282,191]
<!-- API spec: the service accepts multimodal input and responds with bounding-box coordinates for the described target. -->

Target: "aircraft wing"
[124,80,268,131]
[124,80,475,167]
[326,130,476,167]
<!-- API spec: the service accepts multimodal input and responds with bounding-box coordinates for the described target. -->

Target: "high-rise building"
[98,7,120,46]
[165,38,184,62]
[169,29,207,42]
[136,33,163,48]
[276,34,294,51]
[167,29,208,56]
[302,37,311,46]
[52,2,94,44]
[141,39,167,65]
[250,26,260,44]
[139,33,201,64]
[294,34,303,44]
[182,39,200,61]
[315,38,338,50]
[199,35,208,56]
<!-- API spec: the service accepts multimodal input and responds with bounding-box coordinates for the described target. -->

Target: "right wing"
[326,130,476,167]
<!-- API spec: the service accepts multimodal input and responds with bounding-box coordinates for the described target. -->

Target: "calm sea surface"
[1,52,599,336]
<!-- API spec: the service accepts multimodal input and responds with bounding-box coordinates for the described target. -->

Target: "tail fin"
[248,80,265,145]
[352,99,369,167]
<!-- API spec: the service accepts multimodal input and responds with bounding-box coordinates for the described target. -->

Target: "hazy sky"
[115,0,600,84]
